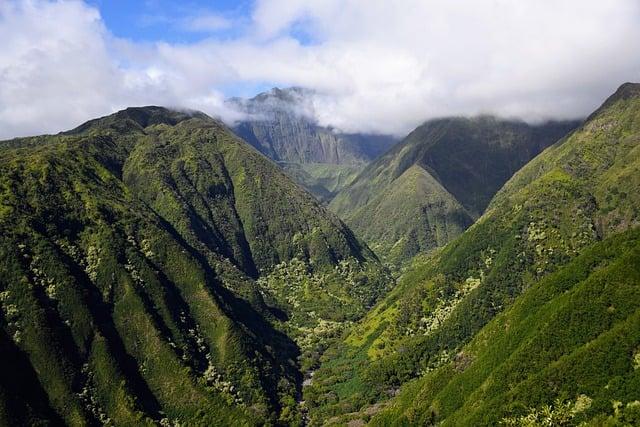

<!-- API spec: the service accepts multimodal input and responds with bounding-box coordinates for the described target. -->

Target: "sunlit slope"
[308,84,640,425]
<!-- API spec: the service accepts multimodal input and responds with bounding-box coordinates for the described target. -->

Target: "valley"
[2,1,639,426]
[1,83,640,426]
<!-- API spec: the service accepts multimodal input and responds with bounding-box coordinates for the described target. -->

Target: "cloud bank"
[1,0,640,139]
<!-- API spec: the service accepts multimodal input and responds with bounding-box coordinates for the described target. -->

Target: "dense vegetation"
[276,163,362,203]
[2,82,640,427]
[306,83,640,425]
[330,116,579,264]
[370,227,640,426]
[0,107,389,426]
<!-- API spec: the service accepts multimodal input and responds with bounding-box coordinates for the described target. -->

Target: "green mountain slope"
[347,164,473,262]
[330,117,579,263]
[0,107,389,425]
[307,84,640,425]
[277,163,362,203]
[371,227,640,426]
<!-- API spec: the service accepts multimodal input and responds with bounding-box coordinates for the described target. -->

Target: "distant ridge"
[329,115,580,263]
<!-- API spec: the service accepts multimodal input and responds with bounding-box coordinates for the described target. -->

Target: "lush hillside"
[278,163,362,203]
[306,84,640,425]
[371,227,640,426]
[228,88,396,202]
[346,164,474,262]
[330,117,579,263]
[0,107,389,425]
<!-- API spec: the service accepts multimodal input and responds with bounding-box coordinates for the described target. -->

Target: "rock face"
[229,88,396,166]
[228,88,397,202]
[330,116,580,263]
[0,106,388,425]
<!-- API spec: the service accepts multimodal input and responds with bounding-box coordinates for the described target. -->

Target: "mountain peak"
[612,82,640,100]
[64,106,212,135]
[586,82,640,122]
[600,82,640,110]
[228,88,397,167]
[252,87,313,103]
[227,87,315,117]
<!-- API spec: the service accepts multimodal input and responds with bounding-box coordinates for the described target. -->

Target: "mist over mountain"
[228,88,396,166]
[227,87,397,201]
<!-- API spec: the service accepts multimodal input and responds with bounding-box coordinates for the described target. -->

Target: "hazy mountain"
[307,83,640,425]
[229,87,396,165]
[0,107,389,425]
[330,116,580,263]
[228,88,396,201]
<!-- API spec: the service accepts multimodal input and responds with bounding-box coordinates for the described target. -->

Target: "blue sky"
[85,0,309,98]
[89,0,253,43]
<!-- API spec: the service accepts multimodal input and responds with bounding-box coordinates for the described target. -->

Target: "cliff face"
[229,88,396,166]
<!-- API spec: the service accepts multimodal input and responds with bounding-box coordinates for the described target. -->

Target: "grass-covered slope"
[330,117,579,263]
[0,107,389,425]
[277,163,362,203]
[371,227,640,426]
[307,84,640,425]
[347,165,473,262]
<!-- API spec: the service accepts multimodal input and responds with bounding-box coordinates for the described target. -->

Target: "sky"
[1,0,640,139]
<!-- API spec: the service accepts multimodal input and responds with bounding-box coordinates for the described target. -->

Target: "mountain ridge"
[0,106,389,425]
[306,82,640,425]
[329,115,581,263]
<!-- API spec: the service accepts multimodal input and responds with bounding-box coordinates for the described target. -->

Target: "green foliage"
[0,106,387,425]
[501,395,592,426]
[309,84,640,425]
[256,256,390,374]
[330,116,578,264]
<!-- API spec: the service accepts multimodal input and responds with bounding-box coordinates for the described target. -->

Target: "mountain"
[229,88,396,166]
[0,107,389,425]
[306,83,640,425]
[330,116,580,263]
[228,88,396,201]
[276,162,362,203]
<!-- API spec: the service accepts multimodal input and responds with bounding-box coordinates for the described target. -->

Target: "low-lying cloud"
[1,0,640,139]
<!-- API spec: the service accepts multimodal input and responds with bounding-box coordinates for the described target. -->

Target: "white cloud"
[0,0,121,138]
[1,0,640,139]
[245,0,640,134]
[0,0,237,138]
[181,13,232,33]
